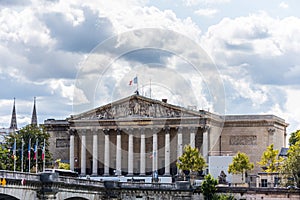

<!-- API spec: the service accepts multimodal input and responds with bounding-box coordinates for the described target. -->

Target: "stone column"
[202,126,210,162]
[92,129,98,176]
[190,127,196,148]
[104,130,110,175]
[69,130,75,171]
[80,130,86,176]
[177,128,183,174]
[152,132,158,173]
[128,133,133,175]
[164,127,170,176]
[177,128,183,158]
[140,129,146,175]
[116,129,122,175]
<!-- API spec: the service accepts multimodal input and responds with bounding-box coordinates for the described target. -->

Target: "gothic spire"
[9,98,18,130]
[31,97,38,126]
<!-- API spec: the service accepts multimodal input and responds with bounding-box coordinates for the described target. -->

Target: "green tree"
[258,144,284,172]
[228,152,254,181]
[55,159,70,170]
[281,140,300,187]
[289,130,300,146]
[177,145,207,180]
[0,145,13,170]
[5,124,52,172]
[201,174,218,200]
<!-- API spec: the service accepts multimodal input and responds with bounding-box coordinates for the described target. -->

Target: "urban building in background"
[44,94,288,182]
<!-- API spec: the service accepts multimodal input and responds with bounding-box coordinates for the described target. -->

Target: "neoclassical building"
[44,94,288,177]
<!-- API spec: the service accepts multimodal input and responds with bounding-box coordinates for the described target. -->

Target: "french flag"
[129,76,138,85]
[28,138,31,160]
[42,139,45,160]
[34,139,38,160]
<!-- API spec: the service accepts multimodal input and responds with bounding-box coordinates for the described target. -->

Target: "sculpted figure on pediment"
[133,102,140,115]
[149,104,155,117]
[77,97,193,120]
[140,103,148,117]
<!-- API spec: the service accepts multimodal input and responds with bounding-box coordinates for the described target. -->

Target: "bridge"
[0,170,299,200]
[0,170,193,200]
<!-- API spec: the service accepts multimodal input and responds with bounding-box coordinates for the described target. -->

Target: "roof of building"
[279,147,289,157]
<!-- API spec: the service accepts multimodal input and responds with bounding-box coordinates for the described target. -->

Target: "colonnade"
[69,126,210,176]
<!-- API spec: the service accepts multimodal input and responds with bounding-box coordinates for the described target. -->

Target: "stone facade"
[220,115,287,173]
[44,94,288,177]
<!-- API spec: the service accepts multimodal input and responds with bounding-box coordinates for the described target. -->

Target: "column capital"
[150,127,159,131]
[80,129,87,135]
[189,127,197,131]
[69,129,77,135]
[203,125,210,132]
[116,128,121,135]
[125,127,134,131]
[103,129,110,135]
[176,126,184,133]
[91,128,98,135]
[164,126,170,134]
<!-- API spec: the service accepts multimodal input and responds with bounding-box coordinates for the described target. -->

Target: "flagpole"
[28,138,31,173]
[13,138,16,172]
[150,79,152,99]
[136,75,139,94]
[42,138,45,172]
[21,138,24,172]
[35,139,38,173]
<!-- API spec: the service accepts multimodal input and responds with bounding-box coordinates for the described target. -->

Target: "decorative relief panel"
[230,135,257,145]
[56,138,70,148]
[81,98,189,120]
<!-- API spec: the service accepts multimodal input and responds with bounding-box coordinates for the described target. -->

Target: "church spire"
[9,98,18,130]
[31,97,38,126]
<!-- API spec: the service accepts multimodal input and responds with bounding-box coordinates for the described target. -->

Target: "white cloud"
[266,86,300,133]
[1,0,300,132]
[0,7,54,48]
[279,2,289,9]
[284,65,300,79]
[183,0,231,6]
[201,13,300,82]
[48,79,77,104]
[194,8,218,17]
[222,74,268,107]
[284,87,300,131]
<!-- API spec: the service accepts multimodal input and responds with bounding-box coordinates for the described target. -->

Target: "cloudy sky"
[0,0,300,136]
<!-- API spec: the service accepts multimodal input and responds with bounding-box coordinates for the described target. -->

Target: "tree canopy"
[228,152,254,175]
[55,159,70,170]
[201,174,218,200]
[289,130,300,146]
[177,145,207,176]
[5,124,52,172]
[258,144,284,173]
[281,131,300,187]
[0,145,13,170]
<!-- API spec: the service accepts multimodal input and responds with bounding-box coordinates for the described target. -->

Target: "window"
[261,179,267,187]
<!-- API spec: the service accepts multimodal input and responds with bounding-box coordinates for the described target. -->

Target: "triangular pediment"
[71,95,202,120]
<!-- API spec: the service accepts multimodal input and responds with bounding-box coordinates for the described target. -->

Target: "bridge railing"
[0,170,40,181]
[58,176,104,187]
[119,182,177,190]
